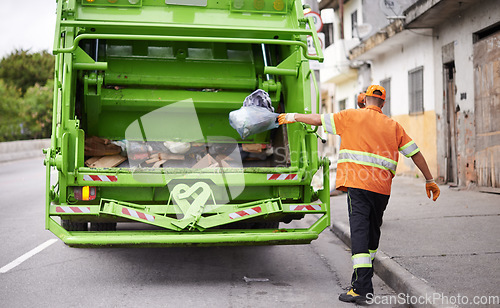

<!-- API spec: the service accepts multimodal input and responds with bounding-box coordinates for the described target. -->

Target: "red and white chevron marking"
[229,206,262,219]
[83,175,118,182]
[289,204,322,211]
[121,208,155,222]
[56,206,91,213]
[266,174,298,180]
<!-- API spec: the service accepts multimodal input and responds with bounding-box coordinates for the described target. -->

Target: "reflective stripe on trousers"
[369,249,377,260]
[352,253,372,269]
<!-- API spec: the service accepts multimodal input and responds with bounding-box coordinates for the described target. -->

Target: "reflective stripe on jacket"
[321,105,420,195]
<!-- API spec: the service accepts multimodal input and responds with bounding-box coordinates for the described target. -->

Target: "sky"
[0,0,57,58]
[0,1,332,59]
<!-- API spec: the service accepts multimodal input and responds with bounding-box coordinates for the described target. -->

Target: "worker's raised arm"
[278,113,322,126]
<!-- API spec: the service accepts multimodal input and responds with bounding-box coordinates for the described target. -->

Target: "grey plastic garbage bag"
[229,106,279,139]
[243,89,274,112]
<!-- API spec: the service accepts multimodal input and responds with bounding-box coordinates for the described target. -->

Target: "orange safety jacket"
[321,105,420,195]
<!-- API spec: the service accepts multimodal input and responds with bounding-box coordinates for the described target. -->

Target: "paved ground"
[0,157,405,307]
[331,176,500,308]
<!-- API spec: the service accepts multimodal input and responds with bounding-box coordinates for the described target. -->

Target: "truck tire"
[90,222,117,231]
[61,220,88,231]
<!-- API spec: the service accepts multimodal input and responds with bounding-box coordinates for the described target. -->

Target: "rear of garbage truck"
[44,0,329,247]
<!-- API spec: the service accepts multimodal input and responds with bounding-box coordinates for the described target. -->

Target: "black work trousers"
[347,187,389,296]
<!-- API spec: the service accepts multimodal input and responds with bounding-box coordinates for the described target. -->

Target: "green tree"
[0,79,23,141]
[0,49,54,93]
[0,50,55,141]
[20,80,54,139]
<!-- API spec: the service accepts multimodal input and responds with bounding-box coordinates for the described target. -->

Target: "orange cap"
[365,85,386,100]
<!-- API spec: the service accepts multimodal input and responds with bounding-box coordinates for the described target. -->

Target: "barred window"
[351,10,358,38]
[380,78,391,117]
[338,99,346,111]
[322,22,334,47]
[408,67,424,114]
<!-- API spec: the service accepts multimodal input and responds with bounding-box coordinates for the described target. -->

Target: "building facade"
[319,0,500,189]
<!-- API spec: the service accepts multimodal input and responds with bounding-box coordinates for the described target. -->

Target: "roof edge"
[348,20,404,61]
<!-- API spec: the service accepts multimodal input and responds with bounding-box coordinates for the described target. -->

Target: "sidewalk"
[330,176,500,307]
[0,139,49,163]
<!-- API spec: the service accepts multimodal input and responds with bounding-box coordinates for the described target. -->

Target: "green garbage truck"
[44,0,329,247]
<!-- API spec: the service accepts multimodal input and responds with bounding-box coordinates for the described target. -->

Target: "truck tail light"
[74,186,97,201]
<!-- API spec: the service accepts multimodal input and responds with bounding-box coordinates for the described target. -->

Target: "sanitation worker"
[278,85,440,303]
[357,92,366,108]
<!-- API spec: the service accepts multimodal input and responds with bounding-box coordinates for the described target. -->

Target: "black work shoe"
[339,289,367,303]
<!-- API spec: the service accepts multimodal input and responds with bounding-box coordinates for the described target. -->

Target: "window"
[338,99,346,111]
[322,23,334,47]
[408,67,424,114]
[380,78,391,117]
[351,10,358,38]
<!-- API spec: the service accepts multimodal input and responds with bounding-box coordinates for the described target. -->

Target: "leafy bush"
[0,79,23,141]
[20,79,54,139]
[0,50,54,141]
[0,50,54,94]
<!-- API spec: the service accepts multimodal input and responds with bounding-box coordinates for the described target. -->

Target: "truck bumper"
[48,217,324,247]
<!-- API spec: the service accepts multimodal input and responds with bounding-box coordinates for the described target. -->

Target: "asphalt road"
[0,157,402,308]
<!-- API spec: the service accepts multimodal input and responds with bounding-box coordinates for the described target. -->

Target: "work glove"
[278,113,297,125]
[425,179,440,201]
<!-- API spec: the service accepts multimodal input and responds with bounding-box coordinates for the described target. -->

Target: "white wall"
[320,39,358,83]
[320,0,361,84]
[343,0,362,40]
[335,80,359,110]
[370,34,435,116]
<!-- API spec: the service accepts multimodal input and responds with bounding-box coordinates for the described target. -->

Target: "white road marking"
[0,239,58,273]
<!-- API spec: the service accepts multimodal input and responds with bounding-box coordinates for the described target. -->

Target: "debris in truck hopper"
[85,155,127,168]
[192,154,218,168]
[145,153,185,165]
[152,159,167,168]
[111,140,127,155]
[84,136,122,156]
[126,141,150,160]
[192,153,233,169]
[215,154,233,162]
[84,140,246,169]
[160,153,185,161]
[208,143,237,156]
[242,143,264,153]
[164,141,191,154]
[85,156,102,167]
[145,154,161,165]
[241,144,273,161]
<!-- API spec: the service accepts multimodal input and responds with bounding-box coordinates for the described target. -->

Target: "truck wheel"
[61,220,88,231]
[90,222,117,231]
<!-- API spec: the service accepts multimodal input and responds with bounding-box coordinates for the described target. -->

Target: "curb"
[331,221,458,308]
[0,139,50,163]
